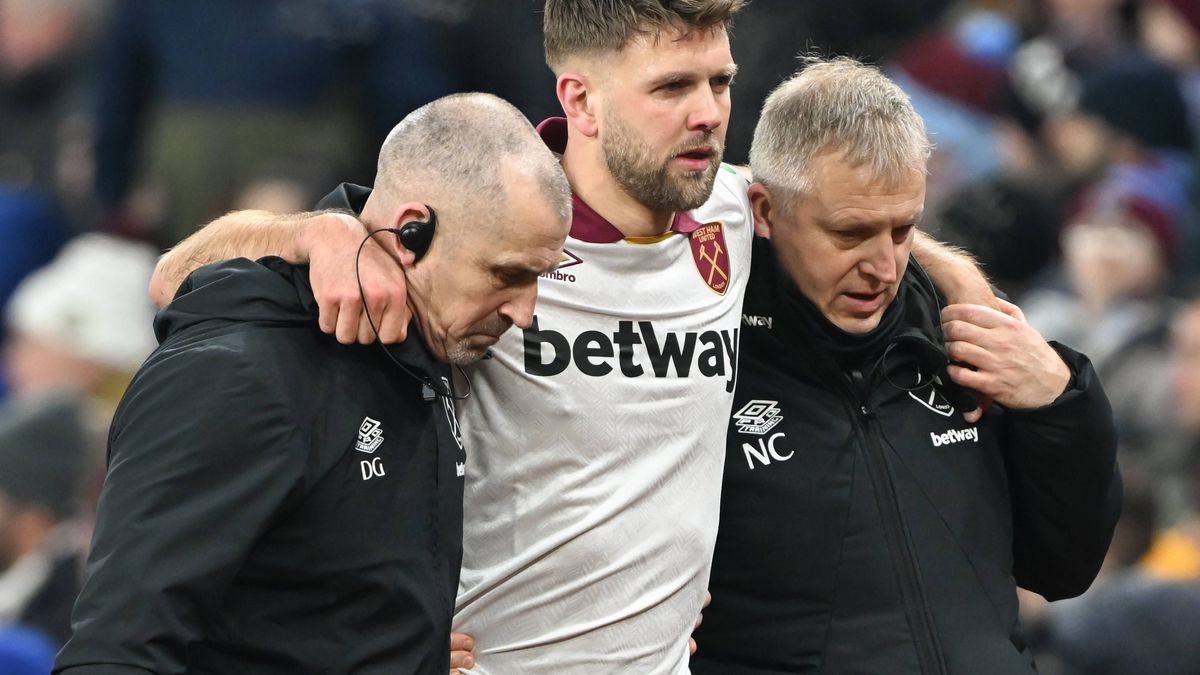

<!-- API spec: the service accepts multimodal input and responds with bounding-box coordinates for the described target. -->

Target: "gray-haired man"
[692,57,1121,675]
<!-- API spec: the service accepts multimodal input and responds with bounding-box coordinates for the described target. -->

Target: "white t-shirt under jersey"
[453,119,753,674]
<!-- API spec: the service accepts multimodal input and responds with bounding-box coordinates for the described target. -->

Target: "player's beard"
[602,111,723,213]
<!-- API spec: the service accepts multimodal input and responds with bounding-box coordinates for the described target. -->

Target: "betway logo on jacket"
[523,317,739,392]
[931,427,979,447]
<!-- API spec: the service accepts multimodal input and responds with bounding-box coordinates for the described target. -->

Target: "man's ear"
[748,183,775,239]
[381,201,431,267]
[557,70,599,138]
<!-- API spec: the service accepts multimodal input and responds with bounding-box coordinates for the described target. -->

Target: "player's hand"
[941,300,1070,412]
[301,212,411,344]
[940,274,997,422]
[933,249,1002,312]
[960,395,993,424]
[689,591,712,656]
[449,631,475,674]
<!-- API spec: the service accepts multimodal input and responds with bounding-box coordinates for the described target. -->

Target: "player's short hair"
[375,93,572,232]
[543,0,746,72]
[750,56,931,210]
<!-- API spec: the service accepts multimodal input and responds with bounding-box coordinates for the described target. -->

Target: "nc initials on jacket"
[742,432,795,470]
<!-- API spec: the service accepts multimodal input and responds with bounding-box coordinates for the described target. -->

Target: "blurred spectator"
[2,234,158,631]
[0,0,108,230]
[888,7,1020,206]
[1023,464,1200,675]
[0,184,66,401]
[1140,0,1200,132]
[0,624,57,675]
[427,1,559,128]
[2,233,157,422]
[0,189,67,312]
[1022,55,1200,432]
[1043,0,1142,67]
[801,0,957,59]
[1142,0,1200,70]
[1041,575,1200,675]
[720,0,826,164]
[1023,297,1200,675]
[930,176,1063,298]
[1141,298,1200,577]
[1173,297,1200,457]
[1022,166,1182,456]
[1044,55,1193,185]
[94,0,452,244]
[1007,5,1194,225]
[0,394,88,645]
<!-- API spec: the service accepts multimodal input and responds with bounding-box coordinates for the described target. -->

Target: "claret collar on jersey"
[536,117,704,244]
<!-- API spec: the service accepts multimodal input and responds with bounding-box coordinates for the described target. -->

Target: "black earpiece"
[396,206,438,262]
[353,210,473,402]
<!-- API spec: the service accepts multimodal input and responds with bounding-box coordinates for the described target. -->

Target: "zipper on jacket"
[843,367,949,675]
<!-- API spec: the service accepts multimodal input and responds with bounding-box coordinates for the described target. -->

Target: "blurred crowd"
[2,0,1200,673]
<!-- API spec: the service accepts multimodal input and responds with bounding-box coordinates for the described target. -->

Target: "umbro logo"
[558,249,583,269]
[541,249,582,283]
[356,416,384,454]
[731,399,783,435]
[734,399,794,469]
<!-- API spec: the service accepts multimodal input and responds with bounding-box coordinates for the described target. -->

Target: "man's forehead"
[482,231,564,273]
[821,197,925,223]
[489,191,570,244]
[608,24,733,72]
[808,183,925,228]
[628,22,729,48]
[812,157,925,197]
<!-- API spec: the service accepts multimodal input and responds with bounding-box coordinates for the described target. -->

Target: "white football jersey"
[454,119,753,674]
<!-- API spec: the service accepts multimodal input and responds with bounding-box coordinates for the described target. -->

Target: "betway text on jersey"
[523,317,739,393]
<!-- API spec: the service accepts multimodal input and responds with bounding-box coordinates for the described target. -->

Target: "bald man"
[54,93,571,675]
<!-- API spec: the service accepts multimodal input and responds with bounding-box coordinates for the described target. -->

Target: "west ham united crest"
[689,222,730,295]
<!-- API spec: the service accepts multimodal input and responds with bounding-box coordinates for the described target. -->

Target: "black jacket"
[692,239,1121,675]
[55,257,466,675]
